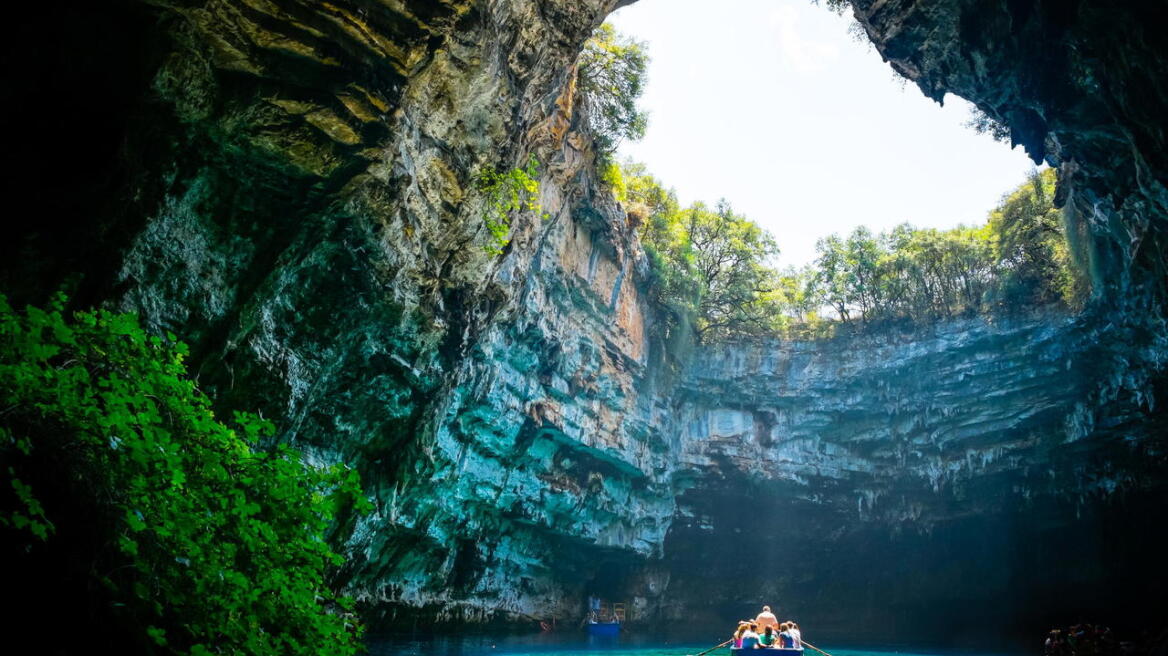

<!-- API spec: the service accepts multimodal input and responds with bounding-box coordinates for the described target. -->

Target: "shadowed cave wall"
[2,0,1168,644]
[661,319,1168,641]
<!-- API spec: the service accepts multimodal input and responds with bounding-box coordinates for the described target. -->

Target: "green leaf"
[0,295,367,656]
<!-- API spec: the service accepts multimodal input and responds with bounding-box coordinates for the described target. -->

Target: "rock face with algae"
[2,0,1168,641]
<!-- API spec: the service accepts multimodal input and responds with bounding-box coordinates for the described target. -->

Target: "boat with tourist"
[584,596,625,636]
[721,606,810,655]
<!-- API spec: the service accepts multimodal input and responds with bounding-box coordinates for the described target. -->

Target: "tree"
[620,162,785,344]
[685,201,782,340]
[814,234,853,322]
[621,163,700,360]
[987,168,1082,308]
[624,163,1086,345]
[475,156,542,255]
[577,24,649,154]
[844,226,883,320]
[776,266,818,322]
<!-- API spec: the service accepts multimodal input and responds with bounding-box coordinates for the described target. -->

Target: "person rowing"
[789,622,802,649]
[755,606,779,633]
[778,623,796,649]
[732,622,749,649]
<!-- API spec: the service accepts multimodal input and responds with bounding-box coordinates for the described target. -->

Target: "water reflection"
[367,632,707,656]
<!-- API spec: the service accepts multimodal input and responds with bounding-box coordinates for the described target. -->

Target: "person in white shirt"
[789,622,802,649]
[754,606,779,633]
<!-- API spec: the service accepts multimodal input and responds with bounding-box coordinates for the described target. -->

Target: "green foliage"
[476,155,543,255]
[0,295,369,656]
[804,168,1087,325]
[817,0,853,12]
[599,159,628,203]
[686,201,784,340]
[621,163,782,344]
[966,106,1012,144]
[624,161,1087,346]
[988,168,1089,308]
[628,165,699,358]
[810,223,996,323]
[578,23,649,155]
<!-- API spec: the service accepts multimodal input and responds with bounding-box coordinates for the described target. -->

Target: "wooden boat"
[586,621,621,637]
[584,598,625,636]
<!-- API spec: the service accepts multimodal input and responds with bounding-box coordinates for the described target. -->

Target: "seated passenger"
[759,626,776,648]
[734,622,749,649]
[741,623,761,650]
[789,622,802,649]
[778,623,795,649]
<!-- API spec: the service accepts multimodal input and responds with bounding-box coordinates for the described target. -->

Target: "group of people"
[732,606,803,650]
[1044,624,1123,656]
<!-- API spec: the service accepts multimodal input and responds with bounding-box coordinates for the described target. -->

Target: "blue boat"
[731,648,803,655]
[586,621,621,637]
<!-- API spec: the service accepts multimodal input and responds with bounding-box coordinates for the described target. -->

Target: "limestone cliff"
[3,0,1168,642]
[664,314,1168,639]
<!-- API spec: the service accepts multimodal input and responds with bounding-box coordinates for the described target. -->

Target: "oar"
[799,639,835,656]
[691,638,734,656]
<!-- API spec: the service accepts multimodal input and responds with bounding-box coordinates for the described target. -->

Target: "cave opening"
[606,0,1040,272]
[0,0,1166,652]
[585,0,1168,646]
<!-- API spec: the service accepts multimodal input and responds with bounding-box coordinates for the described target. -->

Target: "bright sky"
[607,0,1040,269]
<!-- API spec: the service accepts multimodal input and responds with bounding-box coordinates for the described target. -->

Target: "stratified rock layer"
[663,315,1168,639]
[2,0,1168,642]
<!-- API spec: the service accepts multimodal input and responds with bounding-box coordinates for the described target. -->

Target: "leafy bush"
[578,23,649,154]
[476,155,543,255]
[0,295,368,656]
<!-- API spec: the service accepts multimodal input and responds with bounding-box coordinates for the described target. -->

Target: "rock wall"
[7,0,668,628]
[3,0,1168,642]
[662,314,1168,640]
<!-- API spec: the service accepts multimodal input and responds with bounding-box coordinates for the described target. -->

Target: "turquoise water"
[367,634,1028,656]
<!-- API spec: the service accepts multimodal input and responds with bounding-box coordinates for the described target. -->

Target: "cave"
[1,0,1167,651]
